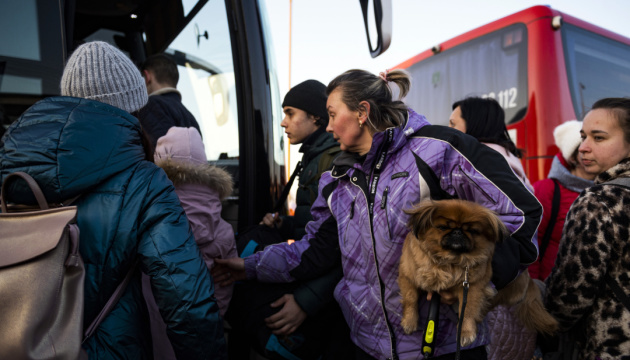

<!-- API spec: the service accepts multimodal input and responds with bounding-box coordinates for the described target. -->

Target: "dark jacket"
[136,89,201,148]
[0,97,226,360]
[244,109,542,359]
[278,128,341,315]
[280,127,341,241]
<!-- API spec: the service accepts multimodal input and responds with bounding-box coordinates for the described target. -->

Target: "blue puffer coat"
[244,109,541,359]
[0,97,226,359]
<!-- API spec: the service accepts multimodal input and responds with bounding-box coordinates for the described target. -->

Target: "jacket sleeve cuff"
[244,256,258,280]
[491,239,521,289]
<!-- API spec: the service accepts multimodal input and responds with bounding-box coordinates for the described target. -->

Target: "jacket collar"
[331,108,430,177]
[299,127,338,164]
[149,87,180,97]
[548,154,594,192]
[595,157,630,184]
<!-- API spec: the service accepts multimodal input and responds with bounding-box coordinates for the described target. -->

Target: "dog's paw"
[459,330,477,348]
[458,321,478,347]
[401,314,418,334]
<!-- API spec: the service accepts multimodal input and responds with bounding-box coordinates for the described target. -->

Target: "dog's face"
[405,199,508,264]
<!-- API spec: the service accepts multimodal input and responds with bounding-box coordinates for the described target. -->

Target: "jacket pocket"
[343,197,356,247]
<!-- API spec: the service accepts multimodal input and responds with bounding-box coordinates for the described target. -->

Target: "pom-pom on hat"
[282,79,329,125]
[553,120,583,162]
[60,41,148,113]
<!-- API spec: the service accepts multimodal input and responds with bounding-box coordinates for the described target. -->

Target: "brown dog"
[398,199,558,347]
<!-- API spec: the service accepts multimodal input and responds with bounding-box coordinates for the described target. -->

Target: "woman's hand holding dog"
[427,290,458,305]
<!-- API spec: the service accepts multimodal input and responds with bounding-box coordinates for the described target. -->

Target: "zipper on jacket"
[380,186,389,210]
[381,187,392,240]
[366,129,398,360]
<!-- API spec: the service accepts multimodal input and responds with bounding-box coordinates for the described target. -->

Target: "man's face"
[280,106,319,144]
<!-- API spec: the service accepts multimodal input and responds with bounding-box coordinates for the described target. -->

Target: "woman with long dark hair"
[449,97,529,188]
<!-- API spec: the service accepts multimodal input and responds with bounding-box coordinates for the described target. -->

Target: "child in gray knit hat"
[61,41,148,113]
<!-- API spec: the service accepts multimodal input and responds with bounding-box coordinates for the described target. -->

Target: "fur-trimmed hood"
[153,126,234,199]
[156,159,233,200]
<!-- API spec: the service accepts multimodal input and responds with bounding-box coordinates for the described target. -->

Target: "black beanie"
[282,80,329,126]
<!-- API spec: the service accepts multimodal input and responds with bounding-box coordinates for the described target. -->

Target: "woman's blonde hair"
[326,69,411,133]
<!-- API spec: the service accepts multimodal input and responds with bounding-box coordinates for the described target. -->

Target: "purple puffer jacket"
[143,127,236,360]
[245,109,541,360]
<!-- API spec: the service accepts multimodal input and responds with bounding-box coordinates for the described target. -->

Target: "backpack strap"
[317,146,342,176]
[83,259,140,342]
[538,179,560,263]
[299,146,342,204]
[1,172,49,212]
[272,161,303,213]
[1,172,82,211]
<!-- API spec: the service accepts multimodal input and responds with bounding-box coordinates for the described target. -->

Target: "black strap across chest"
[538,179,560,263]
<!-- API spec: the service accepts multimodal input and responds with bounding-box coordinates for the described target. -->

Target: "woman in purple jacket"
[214,69,542,360]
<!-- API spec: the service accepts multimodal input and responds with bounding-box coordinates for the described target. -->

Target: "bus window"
[166,0,239,162]
[0,0,64,98]
[259,0,286,168]
[403,24,528,126]
[563,24,630,120]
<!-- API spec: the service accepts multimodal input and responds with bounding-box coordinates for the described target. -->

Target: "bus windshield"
[166,0,239,162]
[403,24,528,126]
[563,23,630,119]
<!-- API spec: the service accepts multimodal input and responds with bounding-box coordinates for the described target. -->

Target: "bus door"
[0,0,392,232]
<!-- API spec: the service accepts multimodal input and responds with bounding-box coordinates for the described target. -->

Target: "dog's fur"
[398,199,558,347]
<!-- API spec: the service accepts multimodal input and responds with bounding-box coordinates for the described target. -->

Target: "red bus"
[393,5,630,182]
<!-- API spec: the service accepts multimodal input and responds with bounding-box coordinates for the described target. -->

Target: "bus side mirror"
[359,0,392,58]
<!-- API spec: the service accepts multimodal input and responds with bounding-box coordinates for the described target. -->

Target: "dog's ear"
[404,201,439,239]
[483,208,510,243]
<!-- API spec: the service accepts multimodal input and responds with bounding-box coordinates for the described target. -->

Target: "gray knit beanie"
[61,41,148,113]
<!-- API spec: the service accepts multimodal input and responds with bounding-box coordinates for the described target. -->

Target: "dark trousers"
[354,344,487,360]
[226,281,353,360]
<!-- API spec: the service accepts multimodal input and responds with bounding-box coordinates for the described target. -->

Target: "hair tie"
[379,69,389,82]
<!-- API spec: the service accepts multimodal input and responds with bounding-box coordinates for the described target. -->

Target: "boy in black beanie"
[227,79,349,360]
[261,79,338,233]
